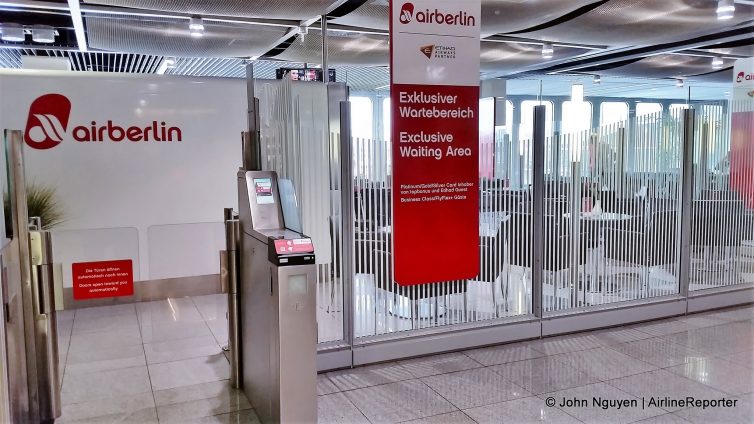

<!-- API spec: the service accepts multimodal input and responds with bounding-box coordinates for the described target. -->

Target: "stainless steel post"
[532,106,546,318]
[243,63,262,171]
[28,231,60,422]
[8,130,41,423]
[678,108,695,300]
[569,161,582,308]
[225,218,242,388]
[339,101,355,350]
[321,15,329,82]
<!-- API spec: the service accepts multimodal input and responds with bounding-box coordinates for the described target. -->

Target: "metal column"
[339,101,355,351]
[224,210,241,389]
[28,230,60,423]
[677,108,695,299]
[321,15,329,81]
[531,106,546,318]
[8,130,40,423]
[244,63,261,171]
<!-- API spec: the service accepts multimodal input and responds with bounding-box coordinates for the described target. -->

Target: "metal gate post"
[678,108,695,300]
[339,101,355,355]
[532,106,546,318]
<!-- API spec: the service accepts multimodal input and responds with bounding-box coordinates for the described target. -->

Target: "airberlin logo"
[398,2,475,26]
[24,94,183,150]
[736,71,754,83]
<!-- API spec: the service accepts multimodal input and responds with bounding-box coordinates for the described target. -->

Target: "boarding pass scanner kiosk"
[235,169,317,423]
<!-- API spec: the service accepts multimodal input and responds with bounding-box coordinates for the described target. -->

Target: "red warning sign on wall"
[72,259,134,300]
[390,0,481,285]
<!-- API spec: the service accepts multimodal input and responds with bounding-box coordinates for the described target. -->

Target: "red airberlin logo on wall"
[24,93,183,150]
[24,94,71,150]
[737,71,754,83]
[398,2,475,26]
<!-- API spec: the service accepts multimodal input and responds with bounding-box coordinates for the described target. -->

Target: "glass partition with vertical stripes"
[690,99,754,291]
[254,81,751,349]
[542,109,685,314]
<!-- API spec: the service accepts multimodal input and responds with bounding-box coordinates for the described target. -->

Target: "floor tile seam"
[394,410,474,424]
[59,384,155,409]
[338,382,429,424]
[599,377,682,415]
[71,325,142,337]
[571,345,665,374]
[62,362,148,380]
[326,374,421,395]
[202,317,228,347]
[156,403,254,423]
[475,394,588,424]
[60,322,74,388]
[189,296,215,323]
[457,350,486,368]
[656,363,742,397]
[405,378,461,420]
[416,371,530,412]
[142,333,222,349]
[135,313,161,424]
[483,360,597,393]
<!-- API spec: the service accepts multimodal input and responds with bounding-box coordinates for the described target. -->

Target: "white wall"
[0,70,247,283]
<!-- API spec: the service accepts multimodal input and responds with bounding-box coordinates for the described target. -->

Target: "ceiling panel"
[481,0,604,37]
[82,0,332,20]
[23,49,163,72]
[509,74,728,100]
[481,41,589,74]
[85,14,289,57]
[696,38,754,57]
[329,0,603,36]
[576,53,736,80]
[273,32,389,66]
[513,0,754,47]
[0,48,22,68]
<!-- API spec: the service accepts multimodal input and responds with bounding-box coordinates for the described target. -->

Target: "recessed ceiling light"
[711,56,724,69]
[676,78,684,88]
[1,23,25,42]
[542,43,554,59]
[189,16,204,37]
[717,0,735,20]
[593,75,601,84]
[31,25,55,43]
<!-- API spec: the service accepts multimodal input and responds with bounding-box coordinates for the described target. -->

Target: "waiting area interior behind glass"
[0,0,752,423]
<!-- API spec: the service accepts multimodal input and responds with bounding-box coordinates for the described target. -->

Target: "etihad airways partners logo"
[420,45,434,58]
[24,94,183,150]
[419,44,456,60]
[398,2,475,26]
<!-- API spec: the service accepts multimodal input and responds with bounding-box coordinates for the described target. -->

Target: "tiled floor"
[56,294,252,424]
[56,298,754,423]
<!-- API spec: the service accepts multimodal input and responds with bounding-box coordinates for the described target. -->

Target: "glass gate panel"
[543,109,684,313]
[690,99,754,290]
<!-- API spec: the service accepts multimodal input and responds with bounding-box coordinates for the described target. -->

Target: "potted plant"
[4,182,65,232]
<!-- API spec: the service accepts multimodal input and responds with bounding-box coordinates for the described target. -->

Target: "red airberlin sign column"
[731,58,754,208]
[390,0,481,285]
